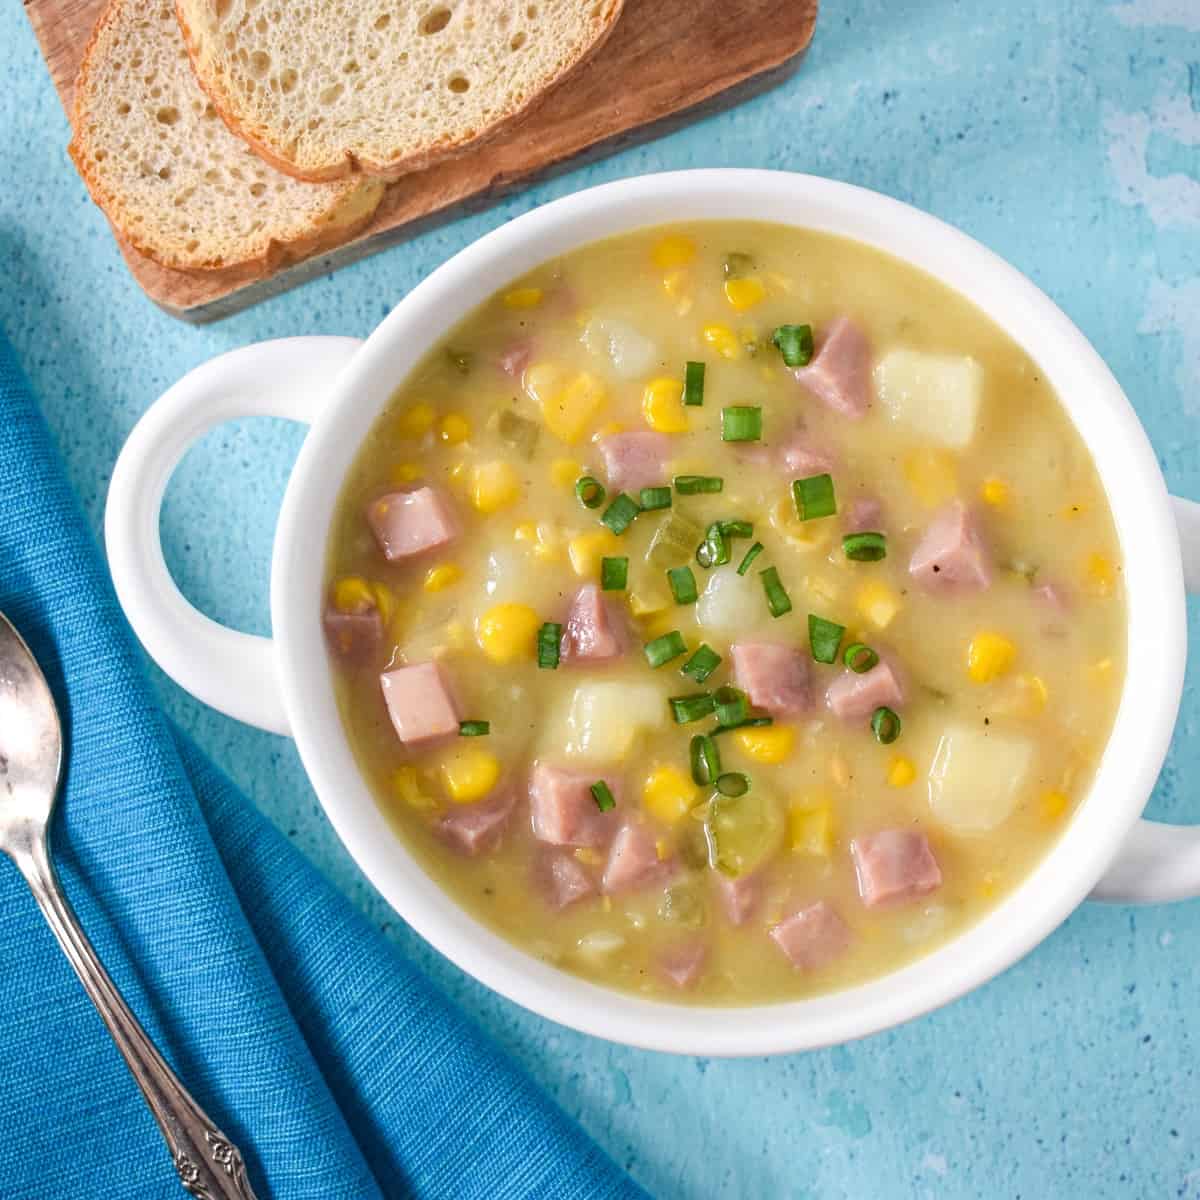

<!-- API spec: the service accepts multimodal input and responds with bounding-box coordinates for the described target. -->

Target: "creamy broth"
[323,223,1125,1004]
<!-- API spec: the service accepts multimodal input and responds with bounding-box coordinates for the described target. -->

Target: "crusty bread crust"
[68,0,384,272]
[175,0,625,184]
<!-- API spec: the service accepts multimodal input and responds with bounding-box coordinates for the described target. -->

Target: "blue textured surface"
[2,2,1199,1196]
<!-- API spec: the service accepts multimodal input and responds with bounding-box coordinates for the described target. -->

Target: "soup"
[323,223,1125,1004]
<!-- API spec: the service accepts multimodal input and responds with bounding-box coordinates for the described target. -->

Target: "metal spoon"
[0,612,259,1198]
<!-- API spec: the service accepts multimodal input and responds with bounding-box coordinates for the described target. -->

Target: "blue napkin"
[0,331,649,1200]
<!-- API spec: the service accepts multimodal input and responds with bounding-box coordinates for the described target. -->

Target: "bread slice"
[69,0,384,272]
[174,0,624,182]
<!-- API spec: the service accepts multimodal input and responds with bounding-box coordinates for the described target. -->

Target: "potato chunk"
[874,349,984,449]
[927,723,1033,833]
[550,680,667,762]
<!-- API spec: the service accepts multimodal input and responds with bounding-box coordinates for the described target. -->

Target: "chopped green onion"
[600,556,628,591]
[719,519,754,539]
[696,522,731,569]
[760,566,792,617]
[670,692,717,724]
[771,323,815,368]
[497,410,539,458]
[537,622,561,670]
[601,492,640,535]
[713,685,750,728]
[843,531,888,562]
[792,473,837,521]
[723,251,756,279]
[721,406,763,443]
[674,474,724,495]
[711,715,773,736]
[736,541,764,576]
[459,720,490,736]
[844,642,879,673]
[715,772,750,798]
[639,486,672,511]
[668,565,699,605]
[575,476,606,509]
[684,360,706,407]
[681,644,722,683]
[645,630,687,668]
[808,614,845,664]
[590,780,616,811]
[647,511,702,569]
[871,706,902,745]
[690,734,722,786]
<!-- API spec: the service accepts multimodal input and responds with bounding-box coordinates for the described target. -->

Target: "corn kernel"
[981,477,1010,507]
[651,234,696,269]
[903,449,958,507]
[887,756,916,787]
[440,745,501,803]
[1040,789,1069,823]
[389,461,423,485]
[967,631,1017,683]
[732,724,796,764]
[702,323,741,360]
[1084,552,1116,597]
[629,587,671,617]
[551,458,582,489]
[423,563,462,592]
[568,529,621,577]
[642,376,689,433]
[642,764,696,825]
[332,576,375,614]
[503,286,544,309]
[723,276,767,311]
[790,795,834,856]
[470,461,522,514]
[391,766,437,811]
[856,581,901,630]
[475,603,539,664]
[397,401,436,438]
[529,366,606,445]
[439,413,471,444]
[370,582,398,630]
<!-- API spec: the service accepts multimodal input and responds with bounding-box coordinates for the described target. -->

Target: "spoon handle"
[12,836,260,1199]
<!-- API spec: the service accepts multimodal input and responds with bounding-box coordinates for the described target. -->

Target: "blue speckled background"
[4,2,1200,1196]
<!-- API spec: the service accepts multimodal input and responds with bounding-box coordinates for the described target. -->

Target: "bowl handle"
[1091,494,1200,902]
[105,337,364,736]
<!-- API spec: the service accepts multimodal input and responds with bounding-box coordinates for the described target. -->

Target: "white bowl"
[105,170,1200,1056]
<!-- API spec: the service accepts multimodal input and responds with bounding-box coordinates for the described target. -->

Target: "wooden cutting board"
[24,0,818,323]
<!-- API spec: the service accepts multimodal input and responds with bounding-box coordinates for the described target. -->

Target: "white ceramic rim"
[271,170,1185,1056]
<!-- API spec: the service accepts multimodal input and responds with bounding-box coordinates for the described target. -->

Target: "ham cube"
[597,431,671,493]
[909,501,992,592]
[535,850,597,909]
[496,338,534,378]
[851,830,942,907]
[714,871,762,926]
[380,661,460,747]
[322,608,382,663]
[770,902,852,970]
[366,487,459,561]
[658,940,709,990]
[560,583,625,664]
[794,317,871,419]
[529,761,621,848]
[776,430,835,478]
[731,641,810,716]
[602,822,671,894]
[437,787,515,856]
[826,658,904,722]
[844,496,883,534]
